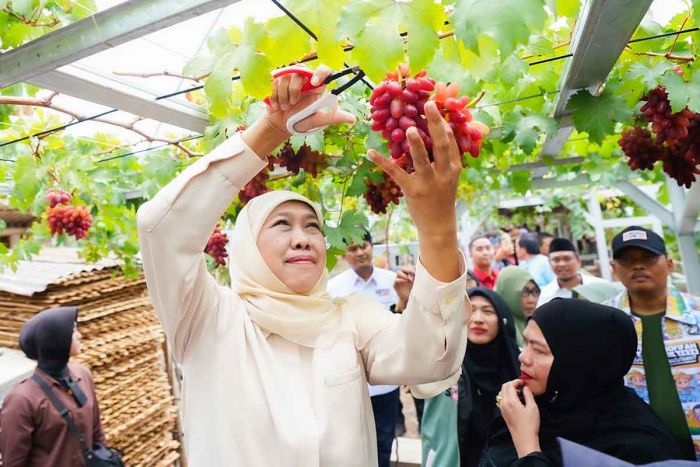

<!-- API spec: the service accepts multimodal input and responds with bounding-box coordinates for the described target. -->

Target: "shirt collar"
[36,367,83,386]
[351,267,376,287]
[616,287,697,326]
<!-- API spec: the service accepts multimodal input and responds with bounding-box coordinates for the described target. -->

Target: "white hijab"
[229,190,387,349]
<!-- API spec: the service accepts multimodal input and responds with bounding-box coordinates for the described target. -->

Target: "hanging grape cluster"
[364,173,403,214]
[205,223,229,267]
[44,189,92,240]
[619,85,700,188]
[239,169,271,205]
[237,143,329,204]
[273,144,328,178]
[368,64,489,173]
[46,188,72,208]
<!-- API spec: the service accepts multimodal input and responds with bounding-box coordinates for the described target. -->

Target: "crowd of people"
[1,65,700,467]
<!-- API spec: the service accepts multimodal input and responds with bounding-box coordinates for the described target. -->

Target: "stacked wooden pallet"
[0,256,180,467]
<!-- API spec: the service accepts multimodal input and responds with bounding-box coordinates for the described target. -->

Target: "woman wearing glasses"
[494,266,540,347]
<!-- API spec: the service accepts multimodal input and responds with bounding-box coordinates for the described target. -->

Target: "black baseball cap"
[611,226,667,259]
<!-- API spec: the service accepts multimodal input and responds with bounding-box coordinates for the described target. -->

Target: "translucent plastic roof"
[30,0,285,151]
[19,0,687,149]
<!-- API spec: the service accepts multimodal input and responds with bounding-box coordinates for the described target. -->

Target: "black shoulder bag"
[31,374,124,467]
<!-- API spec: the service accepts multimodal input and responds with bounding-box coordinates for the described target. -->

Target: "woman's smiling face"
[256,201,326,294]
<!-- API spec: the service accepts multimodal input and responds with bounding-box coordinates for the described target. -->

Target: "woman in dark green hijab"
[494,266,539,347]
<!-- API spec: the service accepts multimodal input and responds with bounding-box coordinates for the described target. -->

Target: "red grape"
[45,188,72,208]
[205,223,229,267]
[368,67,489,174]
[46,204,92,240]
[364,173,403,214]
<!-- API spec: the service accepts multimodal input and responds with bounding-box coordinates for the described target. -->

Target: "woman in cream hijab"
[137,66,468,466]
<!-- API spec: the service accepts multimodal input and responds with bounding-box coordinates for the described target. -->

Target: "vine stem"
[2,7,60,27]
[112,70,209,83]
[467,91,486,108]
[629,50,695,62]
[667,16,689,57]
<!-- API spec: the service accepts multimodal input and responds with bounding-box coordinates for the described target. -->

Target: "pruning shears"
[264,66,365,136]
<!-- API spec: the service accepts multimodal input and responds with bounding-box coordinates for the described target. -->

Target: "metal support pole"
[587,194,612,281]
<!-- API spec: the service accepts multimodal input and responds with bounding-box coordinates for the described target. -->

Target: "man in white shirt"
[327,231,400,467]
[537,237,608,307]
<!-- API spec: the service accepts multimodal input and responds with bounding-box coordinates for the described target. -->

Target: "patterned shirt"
[606,287,700,460]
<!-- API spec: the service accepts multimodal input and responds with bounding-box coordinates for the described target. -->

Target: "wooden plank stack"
[0,263,180,466]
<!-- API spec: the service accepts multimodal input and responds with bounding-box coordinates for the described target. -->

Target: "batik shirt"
[606,287,700,460]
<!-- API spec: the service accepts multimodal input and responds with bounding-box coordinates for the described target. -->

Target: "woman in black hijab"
[480,298,681,466]
[0,307,106,467]
[459,288,520,466]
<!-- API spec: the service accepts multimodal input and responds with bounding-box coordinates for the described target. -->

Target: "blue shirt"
[519,254,554,288]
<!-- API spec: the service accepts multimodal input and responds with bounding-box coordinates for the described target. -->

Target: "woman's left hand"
[368,101,463,282]
[499,379,541,458]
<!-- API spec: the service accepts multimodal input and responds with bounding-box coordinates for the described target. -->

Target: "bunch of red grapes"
[619,84,700,188]
[364,173,402,214]
[273,144,328,178]
[46,205,92,240]
[45,189,92,240]
[239,169,271,205]
[205,223,229,267]
[46,188,72,208]
[368,65,489,173]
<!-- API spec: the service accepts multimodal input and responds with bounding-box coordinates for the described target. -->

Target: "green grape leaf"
[12,154,41,211]
[661,69,700,113]
[510,170,532,194]
[183,55,215,78]
[325,245,345,270]
[625,61,668,90]
[693,0,700,26]
[234,19,274,99]
[263,16,311,66]
[402,0,444,71]
[284,0,350,69]
[351,15,403,81]
[497,55,529,87]
[204,51,237,119]
[451,0,546,58]
[556,0,580,18]
[10,0,34,17]
[515,114,558,154]
[337,0,383,39]
[567,89,632,144]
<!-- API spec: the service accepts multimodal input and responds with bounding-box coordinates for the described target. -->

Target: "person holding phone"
[480,299,681,466]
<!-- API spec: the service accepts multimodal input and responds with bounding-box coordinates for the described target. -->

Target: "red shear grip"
[264,67,321,105]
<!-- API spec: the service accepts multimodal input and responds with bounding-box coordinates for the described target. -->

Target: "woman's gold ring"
[495,393,503,408]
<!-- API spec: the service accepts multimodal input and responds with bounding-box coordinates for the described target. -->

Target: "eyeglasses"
[521,286,540,297]
[614,254,661,268]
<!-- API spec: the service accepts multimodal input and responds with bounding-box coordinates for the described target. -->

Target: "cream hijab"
[229,190,387,349]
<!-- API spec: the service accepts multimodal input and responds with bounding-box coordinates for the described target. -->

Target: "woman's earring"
[549,390,559,403]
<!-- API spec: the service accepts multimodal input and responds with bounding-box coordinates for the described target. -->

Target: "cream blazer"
[137,133,467,466]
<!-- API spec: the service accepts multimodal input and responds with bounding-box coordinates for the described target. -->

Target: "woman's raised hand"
[265,65,356,137]
[244,65,356,158]
[368,101,463,282]
[499,379,541,458]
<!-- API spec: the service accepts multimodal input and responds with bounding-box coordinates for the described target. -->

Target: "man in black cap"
[537,237,608,307]
[605,226,700,460]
